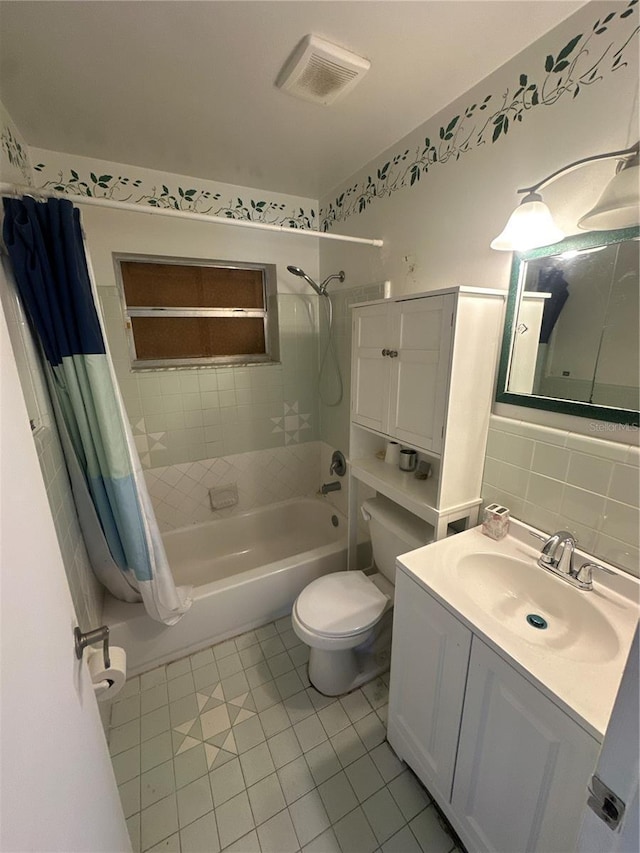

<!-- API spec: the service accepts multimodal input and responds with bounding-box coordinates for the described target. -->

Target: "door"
[452,638,599,853]
[388,295,454,454]
[387,570,471,805]
[351,302,393,432]
[577,626,639,852]
[0,302,131,852]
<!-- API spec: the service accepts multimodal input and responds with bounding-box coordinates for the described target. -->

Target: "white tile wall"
[482,415,639,576]
[146,443,323,532]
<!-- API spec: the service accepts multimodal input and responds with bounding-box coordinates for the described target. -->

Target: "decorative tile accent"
[271,401,312,445]
[320,2,639,230]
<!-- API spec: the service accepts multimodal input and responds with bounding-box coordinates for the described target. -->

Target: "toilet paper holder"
[74,624,110,669]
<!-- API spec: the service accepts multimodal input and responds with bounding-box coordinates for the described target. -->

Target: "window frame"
[113,253,279,370]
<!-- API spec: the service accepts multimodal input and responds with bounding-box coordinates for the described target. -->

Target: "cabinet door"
[452,638,599,853]
[351,303,393,432]
[388,570,472,804]
[388,296,454,454]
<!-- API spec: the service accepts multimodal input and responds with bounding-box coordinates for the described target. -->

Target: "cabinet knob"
[381,348,390,357]
[389,350,398,358]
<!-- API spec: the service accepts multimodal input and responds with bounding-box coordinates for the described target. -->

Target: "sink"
[454,552,620,663]
[396,518,639,738]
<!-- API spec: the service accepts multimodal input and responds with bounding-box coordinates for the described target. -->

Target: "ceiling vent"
[276,34,370,106]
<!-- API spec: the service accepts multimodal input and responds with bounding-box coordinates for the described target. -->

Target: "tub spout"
[320,482,341,495]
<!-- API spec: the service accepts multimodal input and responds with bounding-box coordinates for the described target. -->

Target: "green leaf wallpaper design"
[31,164,317,230]
[0,124,32,184]
[320,1,638,231]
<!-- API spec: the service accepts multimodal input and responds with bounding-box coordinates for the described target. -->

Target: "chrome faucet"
[538,530,576,575]
[532,530,614,590]
[320,481,341,494]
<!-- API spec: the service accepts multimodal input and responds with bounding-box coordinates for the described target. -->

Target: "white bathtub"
[104,497,347,675]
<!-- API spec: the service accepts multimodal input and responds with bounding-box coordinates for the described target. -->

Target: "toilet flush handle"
[361,505,372,523]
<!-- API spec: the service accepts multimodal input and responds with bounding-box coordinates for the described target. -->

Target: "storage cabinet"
[388,567,600,853]
[352,296,454,454]
[348,286,505,560]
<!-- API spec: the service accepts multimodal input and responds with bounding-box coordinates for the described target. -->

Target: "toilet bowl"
[292,495,434,695]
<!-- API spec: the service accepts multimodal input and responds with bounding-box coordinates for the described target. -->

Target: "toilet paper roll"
[384,441,400,465]
[87,645,127,703]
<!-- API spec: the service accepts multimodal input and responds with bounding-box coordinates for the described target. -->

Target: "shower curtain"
[2,196,191,625]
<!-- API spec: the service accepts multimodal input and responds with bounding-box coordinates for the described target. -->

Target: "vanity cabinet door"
[388,570,472,805]
[452,637,599,853]
[388,295,454,454]
[351,302,394,433]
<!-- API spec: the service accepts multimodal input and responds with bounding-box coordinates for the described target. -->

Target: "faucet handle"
[529,532,547,542]
[575,561,615,589]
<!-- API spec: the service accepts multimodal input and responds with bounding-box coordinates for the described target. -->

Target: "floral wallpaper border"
[0,125,32,185]
[320,0,639,231]
[30,161,317,230]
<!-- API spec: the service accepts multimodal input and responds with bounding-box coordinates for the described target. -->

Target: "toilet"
[292,495,434,696]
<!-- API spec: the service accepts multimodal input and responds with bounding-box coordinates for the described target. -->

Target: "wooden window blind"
[116,256,278,368]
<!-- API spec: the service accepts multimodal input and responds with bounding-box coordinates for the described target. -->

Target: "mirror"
[496,226,640,425]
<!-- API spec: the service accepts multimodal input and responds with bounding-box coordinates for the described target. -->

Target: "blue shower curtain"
[3,196,191,625]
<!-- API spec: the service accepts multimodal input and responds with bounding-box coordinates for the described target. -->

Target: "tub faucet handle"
[329,450,346,477]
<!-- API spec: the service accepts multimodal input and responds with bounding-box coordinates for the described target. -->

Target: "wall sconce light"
[491,141,640,252]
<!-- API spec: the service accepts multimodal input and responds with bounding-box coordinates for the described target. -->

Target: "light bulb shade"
[577,163,640,230]
[490,196,565,252]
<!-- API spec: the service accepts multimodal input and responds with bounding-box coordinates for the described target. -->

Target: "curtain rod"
[0,182,383,248]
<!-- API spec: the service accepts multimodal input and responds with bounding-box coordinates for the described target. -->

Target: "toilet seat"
[294,571,388,638]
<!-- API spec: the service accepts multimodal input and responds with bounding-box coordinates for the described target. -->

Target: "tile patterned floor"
[107,617,462,853]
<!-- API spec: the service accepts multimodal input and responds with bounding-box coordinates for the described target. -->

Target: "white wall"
[317,1,639,572]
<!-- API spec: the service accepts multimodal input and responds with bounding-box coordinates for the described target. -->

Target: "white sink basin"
[396,519,639,739]
[454,553,619,663]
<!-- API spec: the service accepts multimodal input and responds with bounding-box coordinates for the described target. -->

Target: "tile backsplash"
[146,442,323,532]
[482,415,639,576]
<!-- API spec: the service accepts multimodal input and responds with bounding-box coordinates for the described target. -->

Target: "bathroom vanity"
[387,520,639,853]
[347,286,505,565]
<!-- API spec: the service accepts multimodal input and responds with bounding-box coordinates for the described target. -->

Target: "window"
[114,255,279,369]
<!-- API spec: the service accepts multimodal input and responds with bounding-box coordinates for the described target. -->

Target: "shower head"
[287,265,346,296]
[287,265,322,295]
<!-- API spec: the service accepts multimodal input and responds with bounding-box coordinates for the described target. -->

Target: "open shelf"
[350,455,481,529]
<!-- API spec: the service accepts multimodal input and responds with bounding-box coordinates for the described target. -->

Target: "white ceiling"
[0,1,585,199]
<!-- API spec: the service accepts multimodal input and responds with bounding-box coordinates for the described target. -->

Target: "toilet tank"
[361,495,435,583]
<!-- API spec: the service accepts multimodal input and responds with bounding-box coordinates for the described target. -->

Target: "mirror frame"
[495,226,640,426]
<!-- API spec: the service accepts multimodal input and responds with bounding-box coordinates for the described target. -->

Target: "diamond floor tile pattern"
[107,616,464,853]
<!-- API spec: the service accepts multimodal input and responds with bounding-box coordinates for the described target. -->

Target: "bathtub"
[104,497,347,675]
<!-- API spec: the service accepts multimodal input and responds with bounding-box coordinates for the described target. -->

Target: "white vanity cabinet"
[387,570,471,805]
[452,638,599,853]
[352,295,453,454]
[388,566,600,853]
